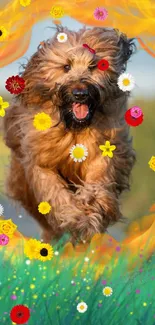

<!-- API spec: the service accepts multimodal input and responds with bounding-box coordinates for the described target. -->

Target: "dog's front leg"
[73,160,121,242]
[27,166,85,238]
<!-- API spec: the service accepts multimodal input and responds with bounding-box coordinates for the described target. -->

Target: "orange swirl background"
[0,0,155,67]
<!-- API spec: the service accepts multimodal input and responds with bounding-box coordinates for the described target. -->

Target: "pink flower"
[101,280,107,285]
[11,295,17,300]
[130,106,142,118]
[0,234,9,246]
[94,7,108,21]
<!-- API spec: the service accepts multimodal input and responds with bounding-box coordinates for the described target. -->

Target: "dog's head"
[19,26,136,130]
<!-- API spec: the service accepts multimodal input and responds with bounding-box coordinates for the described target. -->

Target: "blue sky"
[1,17,155,98]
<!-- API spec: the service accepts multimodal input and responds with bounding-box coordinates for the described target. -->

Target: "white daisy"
[84,257,89,262]
[57,32,68,43]
[102,286,113,297]
[25,260,31,265]
[0,204,4,216]
[117,72,135,91]
[77,302,88,313]
[69,144,88,162]
[54,251,59,256]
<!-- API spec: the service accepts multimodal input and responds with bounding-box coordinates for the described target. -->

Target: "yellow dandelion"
[30,284,35,289]
[50,6,64,19]
[33,112,52,131]
[143,302,147,306]
[0,26,8,41]
[102,286,113,297]
[38,201,51,215]
[35,243,54,262]
[24,238,40,259]
[99,141,116,158]
[148,156,155,171]
[20,0,31,7]
[0,96,9,117]
[33,294,38,299]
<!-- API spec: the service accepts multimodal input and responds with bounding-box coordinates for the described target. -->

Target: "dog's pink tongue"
[72,103,89,119]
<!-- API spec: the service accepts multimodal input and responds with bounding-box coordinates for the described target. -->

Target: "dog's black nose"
[72,88,89,101]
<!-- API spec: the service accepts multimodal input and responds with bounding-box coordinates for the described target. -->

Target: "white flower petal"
[0,204,4,216]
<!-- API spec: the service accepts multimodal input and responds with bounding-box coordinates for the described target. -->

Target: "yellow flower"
[99,141,116,158]
[50,6,64,19]
[0,96,9,117]
[38,202,51,215]
[143,302,147,306]
[24,238,40,259]
[148,156,155,171]
[102,286,113,297]
[0,219,17,238]
[30,284,35,289]
[0,26,8,41]
[35,243,54,262]
[20,0,31,7]
[33,112,52,131]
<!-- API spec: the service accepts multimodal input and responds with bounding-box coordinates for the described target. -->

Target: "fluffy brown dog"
[3,26,136,244]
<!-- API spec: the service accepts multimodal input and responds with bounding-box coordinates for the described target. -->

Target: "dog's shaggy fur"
[3,26,136,244]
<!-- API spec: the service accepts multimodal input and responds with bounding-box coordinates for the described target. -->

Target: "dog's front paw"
[73,212,104,243]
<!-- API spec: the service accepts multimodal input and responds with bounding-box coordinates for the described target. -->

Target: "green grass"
[0,237,155,325]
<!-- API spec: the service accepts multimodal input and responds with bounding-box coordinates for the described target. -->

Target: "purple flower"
[94,7,108,21]
[102,280,107,285]
[136,289,140,294]
[0,234,9,246]
[116,246,121,252]
[11,295,17,300]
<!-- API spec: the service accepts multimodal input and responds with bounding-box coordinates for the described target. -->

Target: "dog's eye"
[88,65,96,71]
[64,65,71,72]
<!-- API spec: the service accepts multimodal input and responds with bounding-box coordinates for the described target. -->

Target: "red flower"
[83,44,96,54]
[5,75,25,94]
[125,108,143,127]
[97,59,109,71]
[10,305,30,324]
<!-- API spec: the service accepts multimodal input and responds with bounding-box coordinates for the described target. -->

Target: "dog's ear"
[116,31,137,70]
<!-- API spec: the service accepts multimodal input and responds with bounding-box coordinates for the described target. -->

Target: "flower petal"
[108,151,113,158]
[2,101,9,109]
[0,108,6,117]
[105,141,110,148]
[110,145,116,151]
[99,145,106,151]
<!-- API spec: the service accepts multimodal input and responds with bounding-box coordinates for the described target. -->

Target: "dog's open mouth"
[72,102,89,120]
